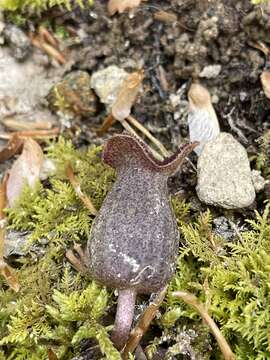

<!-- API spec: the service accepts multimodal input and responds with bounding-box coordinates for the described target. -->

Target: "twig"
[66,162,97,216]
[223,107,248,144]
[122,119,164,160]
[40,42,66,65]
[126,115,169,157]
[1,117,53,131]
[122,286,167,359]
[65,249,88,274]
[96,114,117,135]
[38,26,59,48]
[173,291,235,360]
[0,128,60,140]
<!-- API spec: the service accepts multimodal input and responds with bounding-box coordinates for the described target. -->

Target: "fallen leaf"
[112,69,144,121]
[0,262,20,292]
[260,71,270,99]
[48,349,59,360]
[6,138,44,207]
[188,83,220,155]
[0,134,23,164]
[108,0,143,15]
[0,175,20,292]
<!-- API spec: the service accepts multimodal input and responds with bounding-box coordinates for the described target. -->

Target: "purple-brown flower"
[87,133,197,349]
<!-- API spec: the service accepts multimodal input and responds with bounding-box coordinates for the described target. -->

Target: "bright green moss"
[1,137,270,359]
[0,0,93,12]
[1,138,118,359]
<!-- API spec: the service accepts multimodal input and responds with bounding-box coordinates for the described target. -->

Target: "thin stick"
[121,120,164,161]
[173,291,235,360]
[38,26,59,48]
[127,115,169,157]
[0,128,60,140]
[96,114,117,135]
[40,42,66,65]
[1,118,53,131]
[66,162,97,216]
[122,286,167,359]
[65,249,88,274]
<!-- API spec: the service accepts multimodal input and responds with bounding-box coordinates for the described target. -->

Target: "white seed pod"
[188,83,220,155]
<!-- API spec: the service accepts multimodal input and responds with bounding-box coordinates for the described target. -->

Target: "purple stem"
[111,288,137,350]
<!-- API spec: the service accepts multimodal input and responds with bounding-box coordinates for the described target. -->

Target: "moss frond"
[1,138,119,359]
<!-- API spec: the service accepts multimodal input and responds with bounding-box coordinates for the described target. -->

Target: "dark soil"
[49,0,270,213]
[3,1,270,359]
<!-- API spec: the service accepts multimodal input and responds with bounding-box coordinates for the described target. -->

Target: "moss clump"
[1,138,119,359]
[158,201,270,359]
[1,137,270,359]
[255,129,270,179]
[0,0,93,14]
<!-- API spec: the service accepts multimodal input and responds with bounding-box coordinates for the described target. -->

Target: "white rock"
[251,170,268,192]
[199,65,221,79]
[90,65,128,107]
[196,132,256,209]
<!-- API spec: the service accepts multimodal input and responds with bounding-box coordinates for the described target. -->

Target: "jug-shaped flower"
[88,134,197,293]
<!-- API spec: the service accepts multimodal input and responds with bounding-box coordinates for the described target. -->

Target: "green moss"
[1,0,94,14]
[255,130,270,178]
[1,138,118,359]
[161,201,270,359]
[1,137,270,359]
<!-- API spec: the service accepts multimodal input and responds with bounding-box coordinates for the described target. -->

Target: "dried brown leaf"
[0,135,23,164]
[260,71,270,99]
[48,349,59,360]
[108,0,143,15]
[112,70,144,121]
[0,262,20,292]
[0,176,20,292]
[7,138,44,208]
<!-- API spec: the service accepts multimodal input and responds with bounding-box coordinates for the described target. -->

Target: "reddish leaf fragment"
[0,134,23,164]
[0,262,20,292]
[112,70,144,121]
[0,175,20,292]
[7,138,44,208]
[108,0,143,15]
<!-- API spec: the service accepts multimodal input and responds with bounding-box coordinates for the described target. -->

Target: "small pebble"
[196,132,256,209]
[4,25,31,60]
[91,65,128,107]
[251,170,268,192]
[199,64,221,79]
[47,70,97,117]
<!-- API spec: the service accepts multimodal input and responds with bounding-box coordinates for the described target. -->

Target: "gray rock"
[4,25,31,60]
[0,46,62,127]
[4,230,30,257]
[196,132,256,209]
[90,65,128,107]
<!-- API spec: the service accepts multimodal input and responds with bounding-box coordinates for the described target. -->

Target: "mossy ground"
[0,138,269,359]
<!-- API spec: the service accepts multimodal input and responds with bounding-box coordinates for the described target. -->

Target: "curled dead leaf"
[260,71,270,99]
[0,176,20,292]
[108,0,143,15]
[6,138,44,208]
[0,262,20,292]
[0,134,23,164]
[112,69,144,121]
